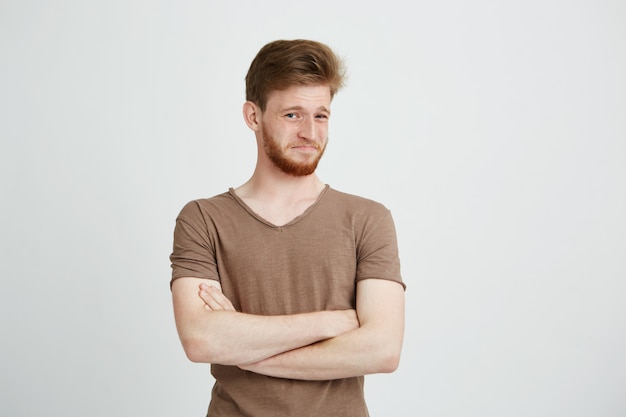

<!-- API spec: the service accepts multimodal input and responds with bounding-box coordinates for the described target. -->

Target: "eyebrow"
[281,105,331,114]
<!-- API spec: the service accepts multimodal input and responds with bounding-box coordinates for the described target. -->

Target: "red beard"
[262,125,327,177]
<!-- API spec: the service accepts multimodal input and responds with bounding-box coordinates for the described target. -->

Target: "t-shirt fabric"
[170,185,404,417]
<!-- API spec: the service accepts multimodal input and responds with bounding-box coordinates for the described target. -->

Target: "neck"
[236,166,325,203]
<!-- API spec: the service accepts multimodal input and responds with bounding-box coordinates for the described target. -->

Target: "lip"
[291,145,319,152]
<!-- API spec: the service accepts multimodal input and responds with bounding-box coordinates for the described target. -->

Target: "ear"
[243,101,261,131]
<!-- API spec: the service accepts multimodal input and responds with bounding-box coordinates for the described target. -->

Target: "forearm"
[172,276,358,365]
[240,321,402,380]
[241,279,405,380]
[179,308,354,366]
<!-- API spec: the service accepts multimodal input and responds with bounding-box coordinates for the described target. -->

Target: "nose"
[298,117,315,141]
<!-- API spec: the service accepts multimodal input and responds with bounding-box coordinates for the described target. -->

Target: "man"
[170,39,405,416]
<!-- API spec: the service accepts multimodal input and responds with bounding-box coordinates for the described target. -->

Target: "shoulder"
[321,187,396,235]
[325,187,391,216]
[176,191,236,222]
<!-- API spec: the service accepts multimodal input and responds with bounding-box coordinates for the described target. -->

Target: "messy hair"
[245,39,346,110]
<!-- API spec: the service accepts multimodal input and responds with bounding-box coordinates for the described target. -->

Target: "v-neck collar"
[228,185,330,230]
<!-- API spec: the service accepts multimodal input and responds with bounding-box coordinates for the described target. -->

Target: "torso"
[170,186,403,417]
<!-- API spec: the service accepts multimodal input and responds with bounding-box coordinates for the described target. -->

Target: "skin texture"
[171,84,405,380]
[172,278,360,366]
[259,87,329,177]
[197,278,405,380]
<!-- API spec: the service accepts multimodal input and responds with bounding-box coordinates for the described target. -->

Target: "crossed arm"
[171,277,405,380]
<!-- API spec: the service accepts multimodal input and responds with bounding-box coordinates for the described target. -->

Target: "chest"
[214,219,358,315]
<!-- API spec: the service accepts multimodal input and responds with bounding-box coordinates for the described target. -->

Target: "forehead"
[265,84,331,110]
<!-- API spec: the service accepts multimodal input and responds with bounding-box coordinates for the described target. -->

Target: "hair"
[245,39,346,110]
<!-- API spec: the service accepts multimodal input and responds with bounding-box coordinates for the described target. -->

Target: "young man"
[170,39,405,416]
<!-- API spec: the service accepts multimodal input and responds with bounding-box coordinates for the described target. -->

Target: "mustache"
[290,143,320,149]
[289,138,328,149]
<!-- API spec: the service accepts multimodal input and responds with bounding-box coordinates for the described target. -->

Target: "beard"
[262,125,327,177]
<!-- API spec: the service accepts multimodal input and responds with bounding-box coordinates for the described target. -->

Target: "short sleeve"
[169,201,220,287]
[355,209,405,290]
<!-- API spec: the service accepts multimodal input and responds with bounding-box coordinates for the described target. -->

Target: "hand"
[198,283,236,312]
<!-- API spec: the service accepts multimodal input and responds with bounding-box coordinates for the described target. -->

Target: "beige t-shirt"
[170,185,404,417]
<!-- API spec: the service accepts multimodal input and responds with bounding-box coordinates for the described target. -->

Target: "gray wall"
[1,1,624,416]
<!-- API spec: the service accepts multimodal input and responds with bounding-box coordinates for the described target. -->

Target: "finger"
[208,287,236,311]
[199,288,225,311]
[198,286,236,311]
[203,285,236,311]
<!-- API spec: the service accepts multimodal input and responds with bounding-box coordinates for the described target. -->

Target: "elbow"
[181,338,205,363]
[362,326,403,374]
[181,335,238,365]
[370,344,402,374]
[379,351,401,373]
[181,336,216,364]
[185,349,205,364]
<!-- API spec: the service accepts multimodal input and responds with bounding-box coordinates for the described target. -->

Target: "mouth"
[291,143,319,151]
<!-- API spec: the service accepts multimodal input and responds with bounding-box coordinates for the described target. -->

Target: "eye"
[285,113,297,119]
[315,114,329,120]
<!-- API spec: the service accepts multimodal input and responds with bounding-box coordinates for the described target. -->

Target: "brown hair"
[245,39,346,110]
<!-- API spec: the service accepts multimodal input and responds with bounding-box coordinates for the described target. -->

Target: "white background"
[1,1,625,416]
